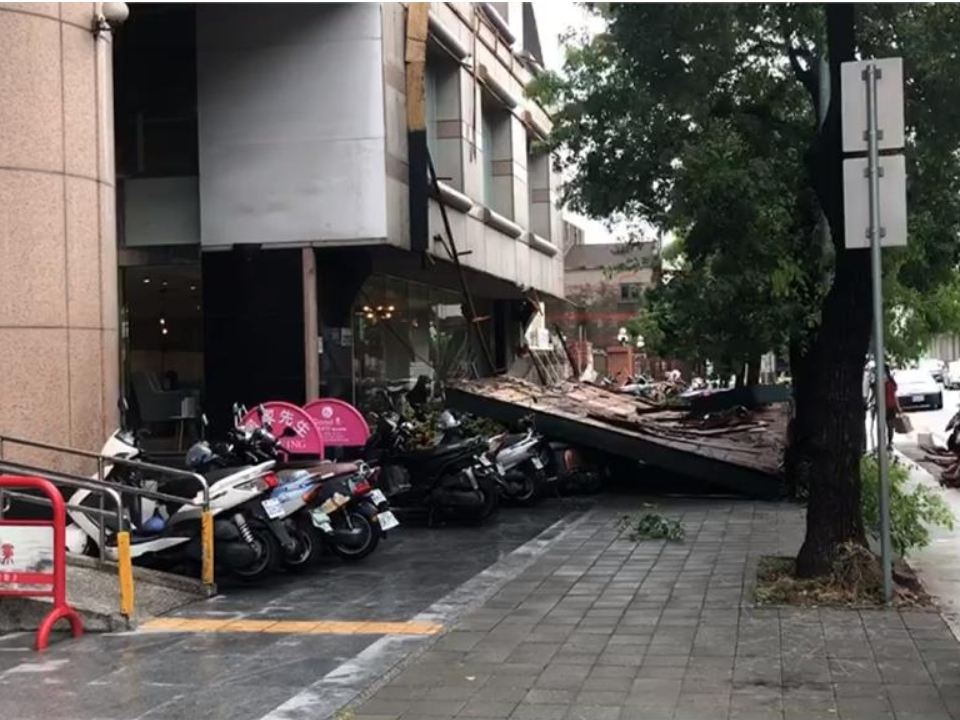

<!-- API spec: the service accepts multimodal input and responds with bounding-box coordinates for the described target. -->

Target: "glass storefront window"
[351,275,472,410]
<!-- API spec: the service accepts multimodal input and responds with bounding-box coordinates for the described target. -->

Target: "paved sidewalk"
[349,498,960,720]
[897,444,960,639]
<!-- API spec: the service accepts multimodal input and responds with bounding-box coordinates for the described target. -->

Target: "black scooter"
[365,411,500,523]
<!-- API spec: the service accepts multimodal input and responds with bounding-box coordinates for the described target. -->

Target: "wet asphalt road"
[0,499,584,720]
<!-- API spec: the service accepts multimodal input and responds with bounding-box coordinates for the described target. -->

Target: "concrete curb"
[0,553,212,634]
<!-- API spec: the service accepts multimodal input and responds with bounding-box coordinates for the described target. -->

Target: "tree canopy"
[534,3,960,369]
[534,3,960,574]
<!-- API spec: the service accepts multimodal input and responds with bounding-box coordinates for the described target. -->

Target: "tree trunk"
[794,3,870,578]
[784,339,813,498]
[746,355,761,386]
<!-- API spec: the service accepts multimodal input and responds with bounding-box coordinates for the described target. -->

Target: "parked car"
[918,358,946,384]
[946,360,960,390]
[894,369,943,411]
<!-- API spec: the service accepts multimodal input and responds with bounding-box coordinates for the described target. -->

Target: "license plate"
[261,498,285,519]
[377,510,400,531]
[369,489,387,505]
[913,395,924,403]
[310,509,331,530]
[479,455,492,467]
[531,457,544,470]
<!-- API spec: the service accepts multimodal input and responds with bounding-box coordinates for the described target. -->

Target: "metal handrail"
[0,459,126,574]
[0,457,200,513]
[0,461,124,530]
[0,433,209,507]
[0,433,218,588]
[3,490,122,520]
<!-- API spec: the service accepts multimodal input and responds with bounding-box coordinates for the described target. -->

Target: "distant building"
[549,241,660,351]
[561,218,586,256]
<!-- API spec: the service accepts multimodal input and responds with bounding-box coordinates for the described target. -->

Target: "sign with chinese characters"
[0,524,54,591]
[241,401,325,456]
[303,399,371,448]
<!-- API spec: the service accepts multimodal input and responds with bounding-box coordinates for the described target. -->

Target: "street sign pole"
[864,62,894,603]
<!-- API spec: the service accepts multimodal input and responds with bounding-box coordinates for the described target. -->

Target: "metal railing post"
[193,471,215,588]
[97,456,107,564]
[0,436,5,520]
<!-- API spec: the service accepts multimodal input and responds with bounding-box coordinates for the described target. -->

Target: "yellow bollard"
[201,509,214,586]
[116,531,135,618]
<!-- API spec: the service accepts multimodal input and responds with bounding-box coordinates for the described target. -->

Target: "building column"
[0,3,118,467]
[302,248,319,402]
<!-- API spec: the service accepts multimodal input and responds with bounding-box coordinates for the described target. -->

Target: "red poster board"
[303,399,371,447]
[241,401,325,456]
[0,476,83,650]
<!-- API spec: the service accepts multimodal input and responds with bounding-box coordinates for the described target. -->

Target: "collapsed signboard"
[446,376,786,499]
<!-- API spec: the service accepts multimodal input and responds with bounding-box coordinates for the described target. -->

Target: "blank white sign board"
[842,154,907,249]
[841,58,905,153]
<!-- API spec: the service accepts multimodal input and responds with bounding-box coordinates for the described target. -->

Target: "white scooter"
[437,411,549,505]
[67,427,283,581]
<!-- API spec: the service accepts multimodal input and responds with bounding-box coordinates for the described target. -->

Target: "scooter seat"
[319,461,360,476]
[491,433,527,453]
[400,439,478,462]
[276,468,313,485]
[204,467,244,483]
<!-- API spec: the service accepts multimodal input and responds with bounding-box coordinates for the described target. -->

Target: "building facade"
[0,2,564,449]
[0,3,118,466]
[550,240,660,352]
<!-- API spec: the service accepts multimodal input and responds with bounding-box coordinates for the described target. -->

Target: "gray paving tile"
[457,700,520,718]
[509,705,568,720]
[564,706,621,720]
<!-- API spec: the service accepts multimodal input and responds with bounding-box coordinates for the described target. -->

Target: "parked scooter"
[185,404,397,567]
[366,411,500,523]
[68,436,283,580]
[438,411,549,505]
[945,407,960,452]
[301,462,397,561]
[62,399,285,581]
[442,409,602,496]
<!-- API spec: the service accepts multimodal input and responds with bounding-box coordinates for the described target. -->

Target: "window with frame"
[620,283,642,302]
[480,92,512,217]
[425,46,463,187]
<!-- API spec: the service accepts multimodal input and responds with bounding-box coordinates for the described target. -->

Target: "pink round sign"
[303,399,371,448]
[241,401,325,456]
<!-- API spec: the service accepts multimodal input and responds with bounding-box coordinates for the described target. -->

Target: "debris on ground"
[754,545,933,608]
[616,511,685,542]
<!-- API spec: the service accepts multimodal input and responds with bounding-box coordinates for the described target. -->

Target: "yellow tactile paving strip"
[140,617,443,635]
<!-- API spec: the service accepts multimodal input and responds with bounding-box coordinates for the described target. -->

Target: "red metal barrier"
[0,476,83,650]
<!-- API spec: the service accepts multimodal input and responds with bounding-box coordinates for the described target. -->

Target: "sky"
[532,1,619,245]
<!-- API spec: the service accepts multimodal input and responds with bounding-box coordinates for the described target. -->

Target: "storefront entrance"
[121,263,203,446]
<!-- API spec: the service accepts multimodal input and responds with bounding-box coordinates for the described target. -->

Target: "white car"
[894,369,943,411]
[946,360,960,389]
[918,358,946,384]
